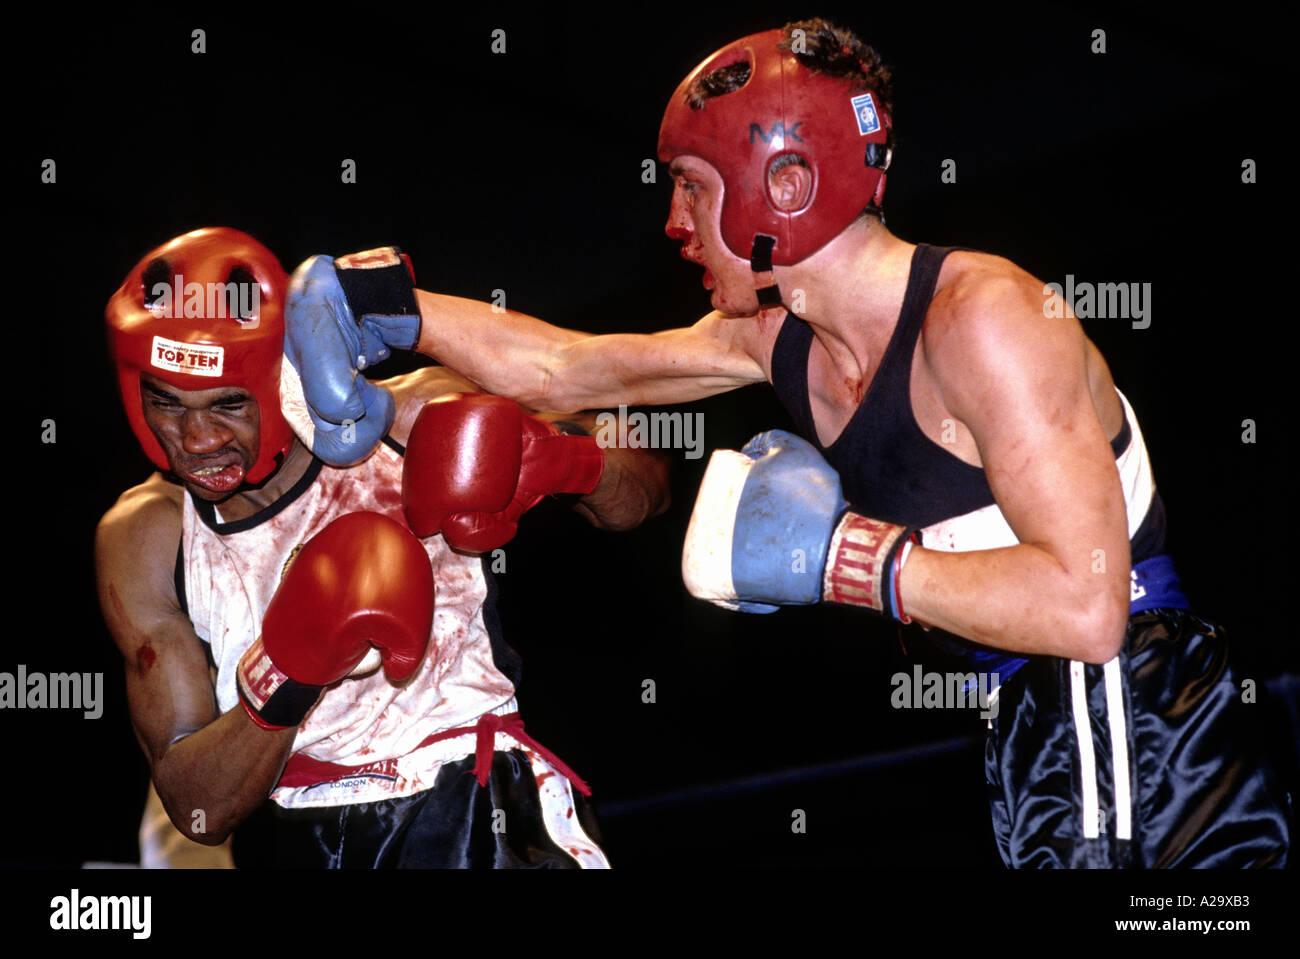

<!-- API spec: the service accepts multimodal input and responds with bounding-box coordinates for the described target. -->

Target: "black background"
[6,0,1296,933]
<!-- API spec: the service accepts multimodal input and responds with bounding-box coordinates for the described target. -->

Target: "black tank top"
[769,244,1162,557]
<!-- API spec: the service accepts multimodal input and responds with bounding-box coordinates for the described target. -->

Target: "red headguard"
[657,28,892,267]
[105,227,293,484]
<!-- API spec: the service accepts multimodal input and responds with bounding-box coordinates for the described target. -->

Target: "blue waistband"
[966,649,1028,685]
[1130,554,1189,613]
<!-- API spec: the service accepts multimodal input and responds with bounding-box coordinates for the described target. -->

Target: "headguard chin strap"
[749,234,784,307]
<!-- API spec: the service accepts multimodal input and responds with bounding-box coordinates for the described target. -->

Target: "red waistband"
[276,711,591,797]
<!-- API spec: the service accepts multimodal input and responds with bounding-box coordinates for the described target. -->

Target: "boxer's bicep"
[95,493,218,771]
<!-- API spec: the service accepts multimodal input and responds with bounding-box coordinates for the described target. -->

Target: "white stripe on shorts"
[1069,661,1100,839]
[1103,657,1132,840]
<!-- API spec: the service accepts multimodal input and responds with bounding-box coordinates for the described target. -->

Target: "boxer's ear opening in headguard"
[105,227,294,485]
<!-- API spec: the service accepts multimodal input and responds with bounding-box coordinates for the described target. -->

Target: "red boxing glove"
[402,393,605,552]
[237,511,435,730]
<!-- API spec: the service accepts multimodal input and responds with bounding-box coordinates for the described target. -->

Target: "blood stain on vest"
[373,483,402,512]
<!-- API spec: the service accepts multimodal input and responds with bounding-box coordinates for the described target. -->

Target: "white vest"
[181,445,517,808]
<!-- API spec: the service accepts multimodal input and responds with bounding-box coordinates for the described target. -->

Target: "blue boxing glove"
[281,248,421,465]
[682,430,917,620]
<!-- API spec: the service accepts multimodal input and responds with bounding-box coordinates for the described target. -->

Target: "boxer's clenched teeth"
[184,463,246,493]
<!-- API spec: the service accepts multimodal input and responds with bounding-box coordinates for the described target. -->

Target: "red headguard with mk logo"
[657,28,892,269]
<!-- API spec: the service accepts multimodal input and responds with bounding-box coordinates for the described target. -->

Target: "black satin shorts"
[986,608,1293,868]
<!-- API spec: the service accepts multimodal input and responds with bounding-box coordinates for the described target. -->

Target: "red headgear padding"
[657,29,891,266]
[105,227,293,484]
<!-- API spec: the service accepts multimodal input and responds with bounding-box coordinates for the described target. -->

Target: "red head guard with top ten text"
[105,227,293,484]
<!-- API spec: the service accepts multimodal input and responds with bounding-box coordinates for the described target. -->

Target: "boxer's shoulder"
[96,474,183,574]
[95,476,188,643]
[929,250,1041,320]
[921,251,1065,381]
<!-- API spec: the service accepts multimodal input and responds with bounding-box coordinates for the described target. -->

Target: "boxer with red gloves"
[97,228,670,867]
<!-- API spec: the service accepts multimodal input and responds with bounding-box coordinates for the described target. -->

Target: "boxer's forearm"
[415,291,588,408]
[151,708,296,845]
[415,291,762,411]
[898,544,1130,664]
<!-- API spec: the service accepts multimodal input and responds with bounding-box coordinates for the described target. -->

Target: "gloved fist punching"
[402,393,605,552]
[236,511,435,730]
[281,248,422,466]
[682,430,917,620]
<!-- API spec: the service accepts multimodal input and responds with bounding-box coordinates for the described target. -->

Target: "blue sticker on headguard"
[851,93,881,136]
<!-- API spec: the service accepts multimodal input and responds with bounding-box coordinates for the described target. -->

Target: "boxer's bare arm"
[95,479,296,845]
[381,367,671,530]
[898,269,1131,663]
[414,291,773,412]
